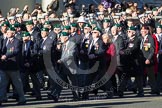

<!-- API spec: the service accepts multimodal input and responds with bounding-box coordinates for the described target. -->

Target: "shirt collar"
[29,30,34,34]
[85,33,90,38]
[113,35,118,38]
[129,36,135,40]
[93,38,99,44]
[43,37,48,41]
[8,37,14,41]
[71,32,76,36]
[143,35,148,41]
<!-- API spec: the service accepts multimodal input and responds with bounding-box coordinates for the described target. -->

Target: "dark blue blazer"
[1,37,22,70]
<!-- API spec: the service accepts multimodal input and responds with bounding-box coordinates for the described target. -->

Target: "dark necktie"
[62,44,66,51]
[160,39,162,50]
[41,39,45,49]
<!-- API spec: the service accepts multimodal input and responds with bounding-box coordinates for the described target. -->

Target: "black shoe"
[17,101,26,105]
[82,93,89,100]
[150,91,160,96]
[131,88,137,94]
[92,89,98,96]
[106,92,113,99]
[36,96,42,100]
[136,93,144,97]
[0,101,2,106]
[73,98,80,101]
[47,93,58,102]
[8,95,18,99]
[78,92,82,98]
[118,91,124,98]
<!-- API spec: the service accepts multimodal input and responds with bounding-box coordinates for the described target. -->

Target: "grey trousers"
[145,66,157,91]
[0,70,26,102]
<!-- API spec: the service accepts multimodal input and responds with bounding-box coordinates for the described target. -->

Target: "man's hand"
[80,50,84,54]
[69,0,73,4]
[24,63,30,67]
[119,50,124,55]
[158,50,162,54]
[57,60,62,64]
[145,59,150,65]
[16,8,20,13]
[23,5,29,11]
[1,55,7,60]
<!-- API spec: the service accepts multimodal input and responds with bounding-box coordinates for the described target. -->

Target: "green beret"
[1,22,9,27]
[14,23,21,28]
[53,24,61,29]
[41,28,49,32]
[115,23,122,27]
[152,8,158,11]
[22,32,31,37]
[26,21,34,25]
[64,26,71,30]
[44,21,51,25]
[84,23,92,28]
[127,26,136,31]
[156,25,162,29]
[103,19,110,23]
[8,27,15,31]
[93,27,101,33]
[61,32,69,37]
[91,21,97,24]
[70,23,77,28]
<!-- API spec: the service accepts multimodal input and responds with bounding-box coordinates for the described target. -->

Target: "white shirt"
[93,38,99,45]
[71,32,76,37]
[62,41,69,51]
[155,33,162,42]
[140,35,148,50]
[88,38,99,54]
[113,35,118,42]
[29,30,34,34]
[42,37,48,43]
[6,37,14,46]
[105,28,110,32]
[143,35,148,42]
[85,33,90,39]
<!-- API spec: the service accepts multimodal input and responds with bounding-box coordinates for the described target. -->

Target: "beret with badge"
[93,27,101,33]
[8,27,15,31]
[22,32,31,37]
[115,23,122,27]
[41,28,49,32]
[70,23,78,28]
[26,20,34,25]
[84,23,92,29]
[152,8,158,11]
[53,24,61,29]
[103,19,111,23]
[60,32,69,37]
[64,26,71,30]
[14,23,21,28]
[127,26,136,31]
[91,21,97,25]
[44,21,51,25]
[156,24,162,29]
[1,21,10,27]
